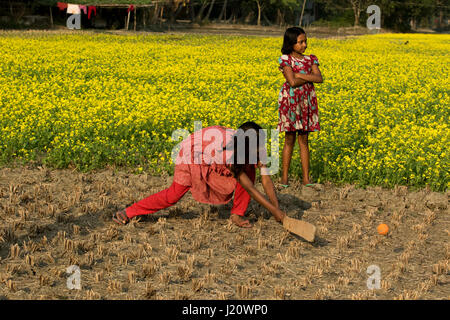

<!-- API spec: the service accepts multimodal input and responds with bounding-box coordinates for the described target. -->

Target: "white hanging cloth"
[67,4,81,14]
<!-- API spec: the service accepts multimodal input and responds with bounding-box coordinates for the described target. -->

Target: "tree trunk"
[218,0,227,21]
[133,6,137,31]
[169,0,184,24]
[350,0,361,27]
[226,13,234,23]
[313,2,317,22]
[189,2,196,22]
[226,7,236,24]
[49,6,53,28]
[143,8,146,28]
[204,0,216,22]
[299,0,307,26]
[175,2,184,19]
[411,18,417,30]
[169,2,176,24]
[256,0,261,26]
[263,12,272,26]
[196,1,209,22]
[152,2,159,24]
[9,1,26,24]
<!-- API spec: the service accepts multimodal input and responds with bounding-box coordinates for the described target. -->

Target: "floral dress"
[277,54,320,132]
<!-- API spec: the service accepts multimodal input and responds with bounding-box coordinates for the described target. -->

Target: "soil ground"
[0,165,448,300]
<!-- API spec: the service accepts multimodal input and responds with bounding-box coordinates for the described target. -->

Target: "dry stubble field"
[0,165,448,300]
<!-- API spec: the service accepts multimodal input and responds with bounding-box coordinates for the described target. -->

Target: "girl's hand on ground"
[273,209,287,223]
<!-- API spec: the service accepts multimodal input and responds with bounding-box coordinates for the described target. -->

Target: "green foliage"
[311,12,354,27]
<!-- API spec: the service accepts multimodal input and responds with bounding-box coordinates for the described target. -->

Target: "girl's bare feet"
[230,214,253,228]
[277,179,289,191]
[113,209,130,225]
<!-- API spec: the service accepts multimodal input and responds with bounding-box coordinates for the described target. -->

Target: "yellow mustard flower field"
[0,32,448,191]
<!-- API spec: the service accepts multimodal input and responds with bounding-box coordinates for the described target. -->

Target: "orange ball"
[377,223,389,235]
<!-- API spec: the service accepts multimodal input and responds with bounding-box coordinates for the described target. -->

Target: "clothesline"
[57,3,98,19]
[57,3,156,17]
[57,2,157,9]
[78,4,157,7]
[56,2,160,30]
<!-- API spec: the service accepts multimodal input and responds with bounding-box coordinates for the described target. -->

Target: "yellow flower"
[0,32,447,191]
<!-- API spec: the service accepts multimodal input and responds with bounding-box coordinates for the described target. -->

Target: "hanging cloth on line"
[79,5,87,15]
[88,6,97,20]
[67,4,81,14]
[57,2,68,11]
[127,5,135,13]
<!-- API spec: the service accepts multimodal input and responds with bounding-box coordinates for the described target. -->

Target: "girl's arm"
[282,65,308,88]
[294,64,323,83]
[237,170,286,222]
[257,162,279,209]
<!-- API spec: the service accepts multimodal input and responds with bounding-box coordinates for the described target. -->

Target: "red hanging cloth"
[88,6,97,19]
[57,2,68,11]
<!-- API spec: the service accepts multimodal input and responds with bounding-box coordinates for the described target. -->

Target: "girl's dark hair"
[281,27,306,55]
[224,121,265,178]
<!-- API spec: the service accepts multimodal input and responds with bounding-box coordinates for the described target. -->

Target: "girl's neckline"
[290,54,308,60]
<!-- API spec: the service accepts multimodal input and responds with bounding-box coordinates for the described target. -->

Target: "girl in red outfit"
[277,27,323,187]
[113,122,287,228]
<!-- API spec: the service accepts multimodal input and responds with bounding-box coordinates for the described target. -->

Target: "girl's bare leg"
[297,132,311,185]
[230,166,255,228]
[281,132,297,185]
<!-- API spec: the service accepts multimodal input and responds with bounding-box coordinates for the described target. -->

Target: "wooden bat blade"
[283,216,316,242]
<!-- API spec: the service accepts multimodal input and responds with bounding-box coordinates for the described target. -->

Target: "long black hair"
[223,121,266,178]
[281,27,306,55]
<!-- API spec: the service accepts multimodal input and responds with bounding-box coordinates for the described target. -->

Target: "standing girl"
[113,122,287,228]
[277,27,323,187]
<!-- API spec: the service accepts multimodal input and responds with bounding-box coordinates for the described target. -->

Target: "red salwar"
[125,165,256,219]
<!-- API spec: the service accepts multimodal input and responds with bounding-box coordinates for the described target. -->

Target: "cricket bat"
[283,216,316,242]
